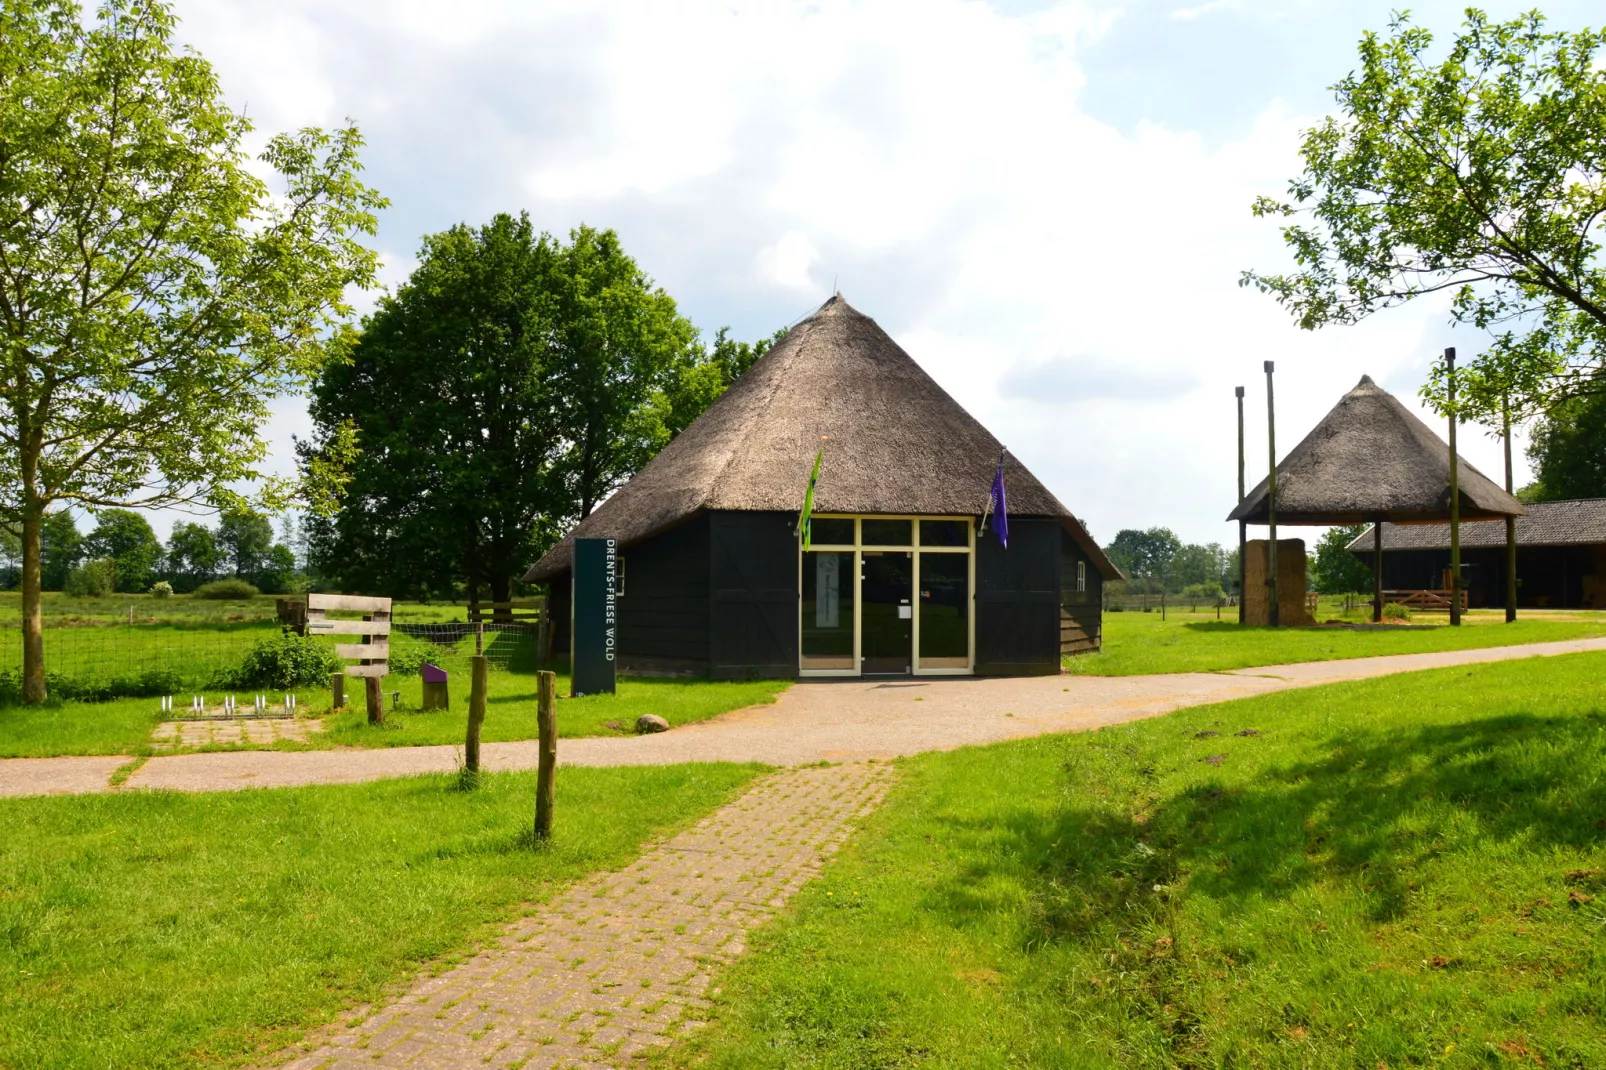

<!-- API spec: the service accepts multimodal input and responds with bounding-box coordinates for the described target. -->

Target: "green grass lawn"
[665,652,1606,1068]
[0,671,788,758]
[0,761,762,1070]
[1069,607,1606,676]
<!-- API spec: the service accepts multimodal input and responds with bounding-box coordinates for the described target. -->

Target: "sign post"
[571,537,618,695]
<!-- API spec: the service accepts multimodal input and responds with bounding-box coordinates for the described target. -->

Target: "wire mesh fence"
[1,610,544,701]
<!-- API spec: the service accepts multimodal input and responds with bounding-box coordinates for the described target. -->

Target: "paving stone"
[271,762,892,1069]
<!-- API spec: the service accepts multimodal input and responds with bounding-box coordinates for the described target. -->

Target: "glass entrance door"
[861,550,912,674]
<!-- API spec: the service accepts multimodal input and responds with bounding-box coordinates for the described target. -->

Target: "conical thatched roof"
[526,295,1115,581]
[1227,375,1526,526]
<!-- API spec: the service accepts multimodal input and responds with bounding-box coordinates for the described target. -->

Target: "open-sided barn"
[524,295,1120,679]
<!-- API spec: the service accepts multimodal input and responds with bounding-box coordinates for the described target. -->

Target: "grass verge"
[0,761,763,1070]
[665,652,1606,1068]
[1068,608,1606,675]
[0,674,788,758]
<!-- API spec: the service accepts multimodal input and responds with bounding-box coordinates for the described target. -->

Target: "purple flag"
[981,451,1008,547]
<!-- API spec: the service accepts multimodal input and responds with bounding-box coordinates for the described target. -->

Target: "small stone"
[636,714,670,734]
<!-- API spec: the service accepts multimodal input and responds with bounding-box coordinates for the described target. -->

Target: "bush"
[0,667,185,704]
[64,559,117,598]
[1382,602,1412,621]
[148,581,174,599]
[230,630,340,689]
[193,577,260,600]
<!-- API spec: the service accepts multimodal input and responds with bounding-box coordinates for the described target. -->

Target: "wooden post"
[1264,361,1279,627]
[1372,517,1384,623]
[330,672,345,710]
[1236,385,1246,626]
[1446,347,1462,627]
[535,669,557,840]
[365,676,383,725]
[466,654,488,773]
[475,620,484,656]
[1503,394,1518,623]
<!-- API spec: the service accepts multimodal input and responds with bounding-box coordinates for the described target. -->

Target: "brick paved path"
[152,716,323,750]
[278,762,895,1070]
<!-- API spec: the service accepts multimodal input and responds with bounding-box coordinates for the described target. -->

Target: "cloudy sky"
[162,0,1600,549]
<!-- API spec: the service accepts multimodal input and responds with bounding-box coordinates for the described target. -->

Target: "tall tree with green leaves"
[1311,524,1374,595]
[544,226,700,517]
[164,521,221,592]
[82,509,162,592]
[217,507,274,581]
[38,511,81,591]
[0,0,384,701]
[1523,376,1606,501]
[1243,10,1606,424]
[1104,528,1182,595]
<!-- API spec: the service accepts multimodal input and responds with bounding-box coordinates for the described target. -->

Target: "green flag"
[796,445,824,550]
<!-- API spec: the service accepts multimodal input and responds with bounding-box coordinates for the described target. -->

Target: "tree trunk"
[490,573,512,624]
[20,507,45,704]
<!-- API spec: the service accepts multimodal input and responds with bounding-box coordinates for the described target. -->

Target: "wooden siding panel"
[1059,530,1103,655]
[615,515,711,670]
[709,511,798,679]
[976,517,1061,674]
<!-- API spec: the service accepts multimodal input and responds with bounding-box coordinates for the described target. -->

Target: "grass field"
[665,652,1606,1068]
[1067,607,1606,675]
[0,761,763,1070]
[0,671,787,758]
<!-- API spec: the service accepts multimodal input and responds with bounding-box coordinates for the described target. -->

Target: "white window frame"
[797,515,975,677]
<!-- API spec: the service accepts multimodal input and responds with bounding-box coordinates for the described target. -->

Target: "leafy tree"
[1173,542,1228,594]
[82,509,162,592]
[217,508,275,581]
[0,525,20,589]
[1524,377,1606,500]
[639,327,789,447]
[1104,528,1182,594]
[164,521,222,593]
[1243,10,1606,423]
[0,0,384,701]
[1311,524,1374,595]
[544,226,700,516]
[39,512,81,591]
[255,544,297,595]
[306,212,568,603]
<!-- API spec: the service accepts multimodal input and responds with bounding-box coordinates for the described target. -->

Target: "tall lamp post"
[1236,385,1246,625]
[1265,361,1278,628]
[1503,393,1517,623]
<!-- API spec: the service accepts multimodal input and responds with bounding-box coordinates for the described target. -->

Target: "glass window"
[802,551,855,665]
[918,552,969,662]
[919,519,968,547]
[861,519,913,546]
[1077,560,1086,593]
[809,517,854,546]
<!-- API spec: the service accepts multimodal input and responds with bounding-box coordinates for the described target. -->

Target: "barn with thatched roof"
[525,295,1119,679]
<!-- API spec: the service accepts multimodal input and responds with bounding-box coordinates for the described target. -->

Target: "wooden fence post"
[535,669,557,840]
[466,655,488,773]
[330,672,345,710]
[365,676,383,726]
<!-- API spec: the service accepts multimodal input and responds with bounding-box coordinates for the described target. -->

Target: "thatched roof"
[1347,498,1606,553]
[1227,375,1526,526]
[526,295,1116,581]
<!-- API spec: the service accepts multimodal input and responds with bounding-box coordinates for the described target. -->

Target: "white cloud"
[147,0,1529,548]
[1171,0,1243,20]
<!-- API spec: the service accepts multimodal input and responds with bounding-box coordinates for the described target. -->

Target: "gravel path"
[275,763,894,1070]
[2,635,1602,799]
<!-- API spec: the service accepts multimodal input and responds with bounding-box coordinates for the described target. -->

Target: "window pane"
[809,517,854,545]
[862,519,912,546]
[802,551,855,659]
[919,519,968,547]
[919,552,969,660]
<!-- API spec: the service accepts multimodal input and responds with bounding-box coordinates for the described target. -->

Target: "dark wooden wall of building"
[709,511,798,678]
[615,515,710,675]
[1374,545,1604,609]
[1059,529,1103,655]
[975,517,1061,675]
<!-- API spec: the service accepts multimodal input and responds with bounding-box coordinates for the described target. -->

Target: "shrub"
[230,630,340,689]
[193,577,260,600]
[0,667,185,704]
[1382,602,1412,621]
[148,580,174,599]
[64,559,117,598]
